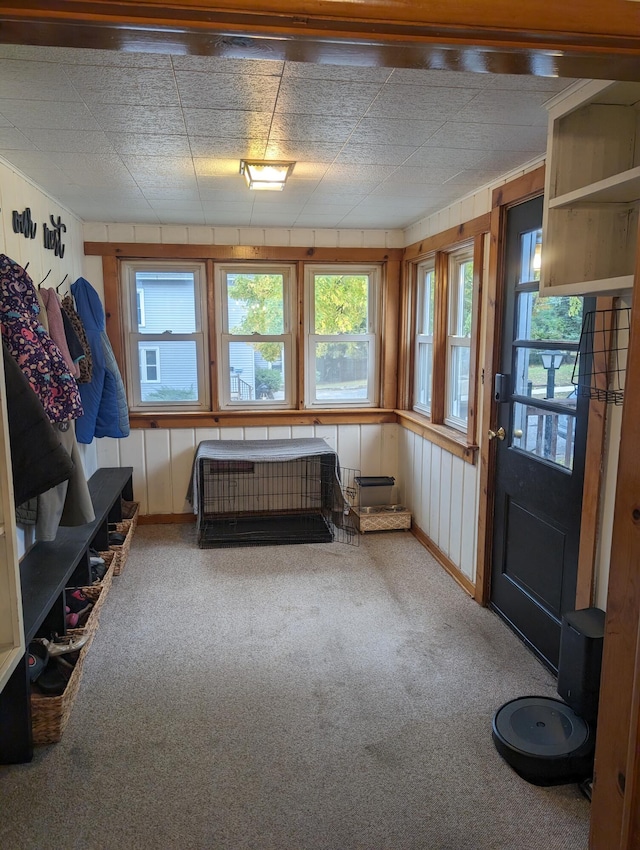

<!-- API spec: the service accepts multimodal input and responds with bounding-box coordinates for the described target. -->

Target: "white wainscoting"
[96,423,400,517]
[397,426,478,584]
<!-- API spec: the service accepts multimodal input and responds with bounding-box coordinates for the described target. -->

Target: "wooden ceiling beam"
[1,1,640,81]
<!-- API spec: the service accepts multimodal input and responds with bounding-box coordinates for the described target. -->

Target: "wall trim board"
[130,410,398,429]
[411,523,475,598]
[138,513,196,525]
[395,410,477,464]
[491,165,546,209]
[84,243,403,262]
[403,213,491,263]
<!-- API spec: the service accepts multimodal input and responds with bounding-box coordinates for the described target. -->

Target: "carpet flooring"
[0,525,590,850]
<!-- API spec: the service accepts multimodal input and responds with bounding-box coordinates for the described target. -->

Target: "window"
[446,250,473,429]
[140,346,160,383]
[305,266,380,407]
[216,265,295,408]
[414,262,435,415]
[122,261,209,411]
[411,238,480,439]
[116,255,390,415]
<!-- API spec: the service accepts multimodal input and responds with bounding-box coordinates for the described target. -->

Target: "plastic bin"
[355,476,395,507]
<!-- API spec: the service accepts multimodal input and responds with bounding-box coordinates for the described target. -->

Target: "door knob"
[488,426,506,441]
[513,429,523,438]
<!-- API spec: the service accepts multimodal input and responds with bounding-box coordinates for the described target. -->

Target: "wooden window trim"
[99,244,402,417]
[399,220,487,457]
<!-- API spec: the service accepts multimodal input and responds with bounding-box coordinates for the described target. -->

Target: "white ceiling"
[0,44,578,230]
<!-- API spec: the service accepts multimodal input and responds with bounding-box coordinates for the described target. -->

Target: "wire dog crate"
[190,439,359,548]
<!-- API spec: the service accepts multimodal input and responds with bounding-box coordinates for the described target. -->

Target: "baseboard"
[411,523,475,597]
[137,513,196,525]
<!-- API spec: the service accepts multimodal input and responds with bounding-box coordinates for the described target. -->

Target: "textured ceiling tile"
[390,164,465,185]
[0,99,100,131]
[204,210,252,225]
[486,74,577,93]
[0,150,59,172]
[196,175,247,193]
[25,47,171,68]
[404,146,489,170]
[142,188,203,201]
[421,121,548,152]
[275,79,381,117]
[321,163,396,183]
[193,158,241,178]
[106,133,191,157]
[20,128,114,154]
[157,210,206,225]
[269,114,358,143]
[263,141,342,162]
[176,71,280,111]
[47,152,139,183]
[283,62,392,83]
[454,90,554,125]
[0,128,38,150]
[183,109,273,138]
[335,143,418,166]
[388,68,493,88]
[0,60,80,101]
[366,84,479,120]
[63,65,180,106]
[355,117,444,146]
[92,105,186,135]
[189,136,268,158]
[172,56,283,76]
[148,200,205,212]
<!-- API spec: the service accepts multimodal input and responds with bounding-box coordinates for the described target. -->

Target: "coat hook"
[56,273,68,293]
[38,269,51,289]
[24,261,30,271]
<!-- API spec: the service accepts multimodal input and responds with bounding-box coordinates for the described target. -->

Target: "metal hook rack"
[56,273,68,293]
[37,269,51,289]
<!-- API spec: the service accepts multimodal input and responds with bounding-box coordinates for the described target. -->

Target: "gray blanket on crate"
[187,438,338,515]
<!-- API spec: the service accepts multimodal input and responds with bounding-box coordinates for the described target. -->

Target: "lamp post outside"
[541,351,563,458]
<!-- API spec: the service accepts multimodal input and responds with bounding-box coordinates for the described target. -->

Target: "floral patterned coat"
[0,254,83,423]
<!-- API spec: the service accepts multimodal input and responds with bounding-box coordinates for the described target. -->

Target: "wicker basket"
[31,630,90,745]
[121,499,139,531]
[93,549,116,595]
[110,518,134,576]
[66,583,106,644]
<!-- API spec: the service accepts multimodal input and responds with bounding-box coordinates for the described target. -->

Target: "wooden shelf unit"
[0,467,133,764]
[541,80,640,297]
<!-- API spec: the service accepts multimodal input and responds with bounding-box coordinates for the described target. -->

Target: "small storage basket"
[120,499,139,531]
[93,549,116,595]
[110,518,134,576]
[30,629,90,745]
[66,583,107,645]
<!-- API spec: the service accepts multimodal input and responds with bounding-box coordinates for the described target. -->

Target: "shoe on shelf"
[34,657,75,696]
[109,532,126,546]
[37,633,89,657]
[66,588,91,614]
[27,641,49,682]
[89,554,105,567]
[91,563,107,583]
[65,606,80,628]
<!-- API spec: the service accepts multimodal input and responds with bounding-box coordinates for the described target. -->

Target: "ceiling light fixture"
[239,160,295,191]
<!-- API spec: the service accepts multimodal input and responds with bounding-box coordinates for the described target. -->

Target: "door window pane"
[514,347,578,406]
[516,292,583,343]
[416,341,433,410]
[512,401,576,470]
[519,228,542,284]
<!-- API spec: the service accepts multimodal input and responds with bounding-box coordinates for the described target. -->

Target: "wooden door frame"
[475,166,605,613]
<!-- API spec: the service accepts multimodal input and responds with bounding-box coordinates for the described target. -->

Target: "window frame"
[445,248,474,430]
[121,260,210,413]
[404,227,485,450]
[140,345,161,384]
[304,264,381,409]
[414,260,436,417]
[215,263,296,410]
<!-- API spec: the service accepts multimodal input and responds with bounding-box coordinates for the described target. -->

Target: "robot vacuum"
[492,695,595,785]
[492,607,605,786]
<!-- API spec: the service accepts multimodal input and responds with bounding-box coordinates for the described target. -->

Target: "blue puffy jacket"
[71,277,130,443]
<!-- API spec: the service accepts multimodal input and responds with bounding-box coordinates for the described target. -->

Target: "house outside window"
[305,265,380,407]
[122,261,209,411]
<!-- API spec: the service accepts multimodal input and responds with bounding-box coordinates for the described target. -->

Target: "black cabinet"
[0,467,133,764]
